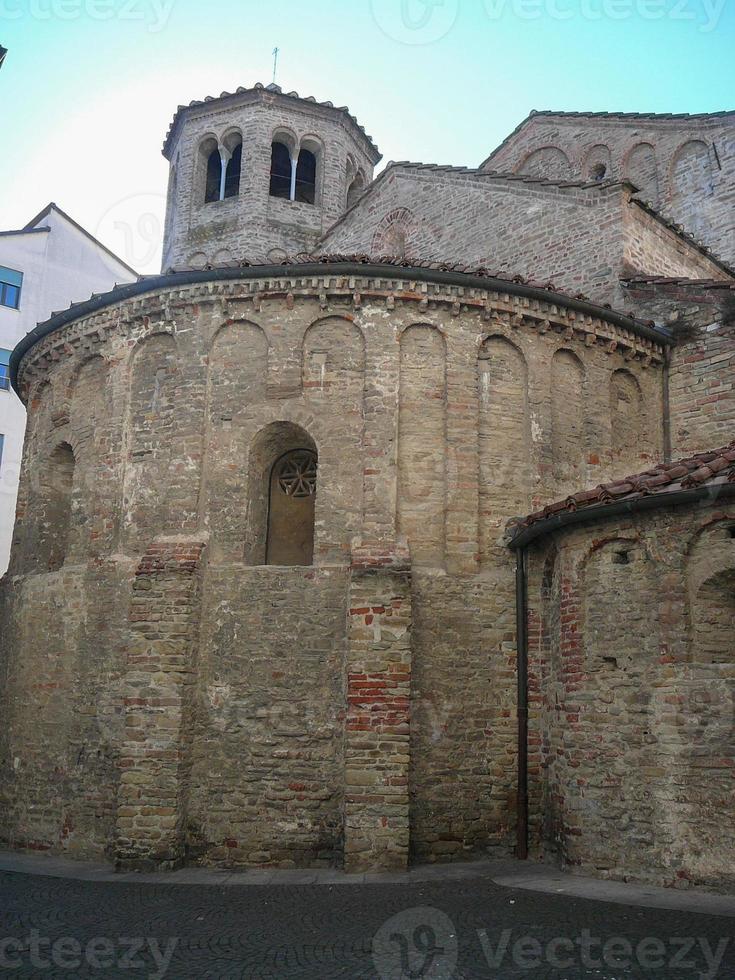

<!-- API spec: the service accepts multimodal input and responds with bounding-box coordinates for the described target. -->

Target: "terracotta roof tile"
[388,160,626,191]
[165,251,645,317]
[515,441,735,532]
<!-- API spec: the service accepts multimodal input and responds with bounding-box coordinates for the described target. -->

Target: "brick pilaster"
[344,545,412,872]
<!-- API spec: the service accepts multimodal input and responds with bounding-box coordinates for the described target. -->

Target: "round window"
[276,450,317,498]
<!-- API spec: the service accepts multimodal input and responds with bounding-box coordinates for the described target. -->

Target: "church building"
[0,83,733,889]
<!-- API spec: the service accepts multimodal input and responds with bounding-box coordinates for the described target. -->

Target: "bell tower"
[161,83,381,272]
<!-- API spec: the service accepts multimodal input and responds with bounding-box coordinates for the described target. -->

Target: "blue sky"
[1,0,733,272]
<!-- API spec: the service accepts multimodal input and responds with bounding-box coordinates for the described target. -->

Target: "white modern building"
[0,204,137,573]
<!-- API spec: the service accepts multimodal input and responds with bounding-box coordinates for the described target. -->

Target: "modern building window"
[0,349,10,390]
[0,266,22,309]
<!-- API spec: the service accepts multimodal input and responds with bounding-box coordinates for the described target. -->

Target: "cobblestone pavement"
[0,867,733,979]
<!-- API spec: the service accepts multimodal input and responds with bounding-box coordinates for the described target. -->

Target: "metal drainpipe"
[515,546,529,860]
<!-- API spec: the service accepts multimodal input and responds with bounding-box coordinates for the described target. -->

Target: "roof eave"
[9,260,670,396]
[508,480,735,550]
[162,87,382,163]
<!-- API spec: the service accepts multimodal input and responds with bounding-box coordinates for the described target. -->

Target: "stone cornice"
[13,268,668,401]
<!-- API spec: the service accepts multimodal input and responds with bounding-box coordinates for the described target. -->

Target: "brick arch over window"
[245,421,318,566]
[477,335,530,564]
[372,208,417,259]
[517,146,571,180]
[550,348,585,487]
[625,142,659,206]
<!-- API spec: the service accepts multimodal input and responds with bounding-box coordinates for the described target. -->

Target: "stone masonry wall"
[0,268,675,872]
[527,502,735,891]
[186,565,349,868]
[484,112,735,268]
[320,168,728,307]
[345,550,412,872]
[115,540,206,871]
[622,280,735,458]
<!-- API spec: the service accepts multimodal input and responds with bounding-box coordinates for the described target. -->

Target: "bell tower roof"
[162,82,382,163]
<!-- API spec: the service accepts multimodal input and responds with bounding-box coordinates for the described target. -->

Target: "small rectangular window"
[0,349,10,391]
[0,266,22,310]
[0,347,10,391]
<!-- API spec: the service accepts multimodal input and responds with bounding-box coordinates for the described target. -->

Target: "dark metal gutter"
[515,548,529,860]
[508,482,735,552]
[9,262,671,396]
[662,348,672,463]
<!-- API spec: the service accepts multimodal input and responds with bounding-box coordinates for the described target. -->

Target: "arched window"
[266,448,317,565]
[224,143,242,198]
[270,141,292,199]
[245,422,318,566]
[295,148,317,204]
[203,134,242,204]
[346,170,366,210]
[222,133,242,199]
[204,146,222,204]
